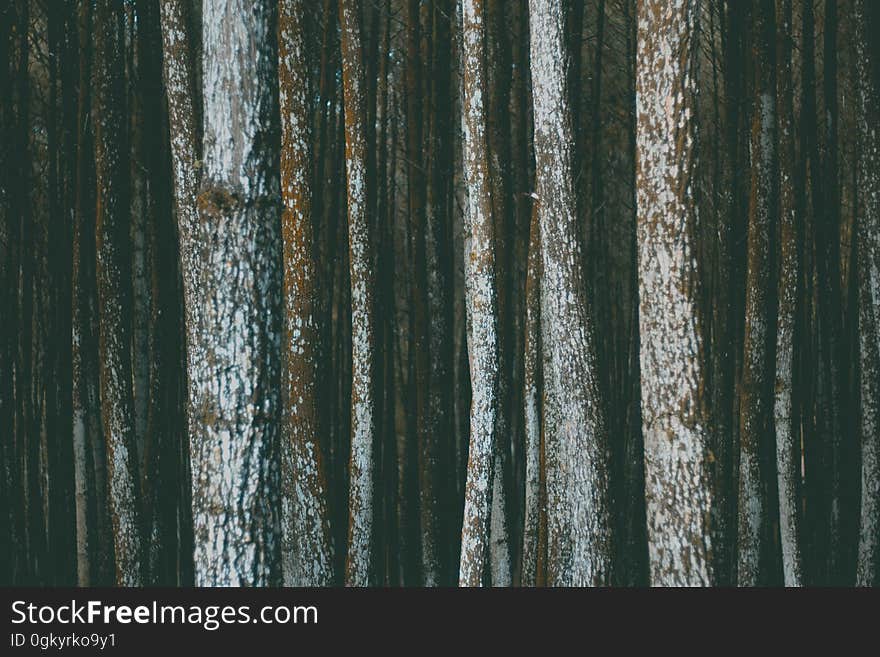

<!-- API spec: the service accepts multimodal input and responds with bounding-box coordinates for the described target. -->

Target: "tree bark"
[279,0,335,586]
[520,202,542,586]
[773,0,803,587]
[530,0,611,586]
[426,0,456,585]
[93,0,144,586]
[458,0,500,588]
[636,0,713,586]
[339,0,377,587]
[72,0,103,587]
[159,0,200,589]
[189,0,283,586]
[405,0,440,586]
[737,0,775,587]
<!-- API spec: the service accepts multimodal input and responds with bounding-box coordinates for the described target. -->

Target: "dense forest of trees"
[1,0,879,587]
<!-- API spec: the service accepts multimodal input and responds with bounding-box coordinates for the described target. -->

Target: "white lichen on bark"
[635,0,713,586]
[187,0,283,586]
[340,0,377,587]
[458,0,500,588]
[530,0,611,586]
[278,0,335,586]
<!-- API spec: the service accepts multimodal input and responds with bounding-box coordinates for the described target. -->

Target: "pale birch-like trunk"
[458,0,500,588]
[635,0,713,586]
[855,0,880,587]
[530,0,611,586]
[340,0,377,587]
[188,0,283,586]
[773,0,803,587]
[93,0,144,587]
[279,0,334,586]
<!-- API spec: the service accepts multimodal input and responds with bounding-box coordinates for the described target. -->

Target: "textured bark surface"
[458,0,500,588]
[189,0,283,586]
[773,0,803,587]
[737,0,775,587]
[635,0,713,586]
[855,0,880,587]
[278,0,334,586]
[520,203,542,586]
[529,0,611,586]
[93,0,144,587]
[340,0,377,587]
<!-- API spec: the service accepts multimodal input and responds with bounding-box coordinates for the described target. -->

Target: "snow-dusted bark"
[737,0,775,587]
[530,0,611,586]
[521,204,542,586]
[187,0,283,586]
[635,0,713,586]
[93,0,144,587]
[278,0,334,586]
[458,0,500,588]
[340,0,377,587]
[773,0,803,587]
[855,0,880,587]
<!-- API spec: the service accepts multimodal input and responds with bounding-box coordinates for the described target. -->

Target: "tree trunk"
[425,0,455,585]
[737,0,775,587]
[529,0,611,586]
[279,0,335,586]
[189,0,283,586]
[158,0,200,587]
[635,0,713,586]
[72,0,103,586]
[93,0,144,586]
[405,0,439,586]
[339,0,377,587]
[773,0,803,587]
[520,202,542,586]
[458,0,500,588]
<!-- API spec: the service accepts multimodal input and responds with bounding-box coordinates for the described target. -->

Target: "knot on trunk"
[198,185,243,219]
